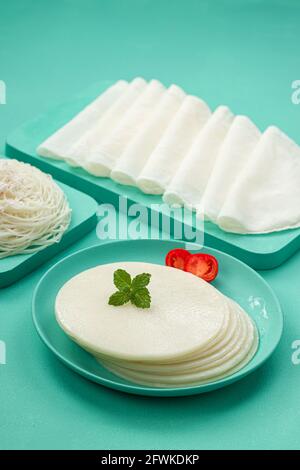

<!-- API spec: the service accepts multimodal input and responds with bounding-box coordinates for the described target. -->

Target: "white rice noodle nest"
[0,159,72,259]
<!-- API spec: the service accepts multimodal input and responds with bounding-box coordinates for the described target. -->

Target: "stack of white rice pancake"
[37,78,300,234]
[55,262,258,388]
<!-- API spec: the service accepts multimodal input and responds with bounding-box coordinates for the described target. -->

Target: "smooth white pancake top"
[55,262,228,362]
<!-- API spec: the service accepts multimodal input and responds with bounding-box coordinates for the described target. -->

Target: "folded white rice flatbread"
[200,115,261,222]
[111,84,185,186]
[137,95,211,195]
[218,126,300,233]
[84,80,165,177]
[37,80,128,160]
[66,77,146,167]
[163,106,234,209]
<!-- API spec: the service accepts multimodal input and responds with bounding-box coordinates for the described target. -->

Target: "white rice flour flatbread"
[56,262,258,388]
[218,126,300,233]
[37,80,128,160]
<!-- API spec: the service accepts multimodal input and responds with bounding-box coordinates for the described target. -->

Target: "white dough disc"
[55,262,229,362]
[96,297,236,368]
[102,309,258,387]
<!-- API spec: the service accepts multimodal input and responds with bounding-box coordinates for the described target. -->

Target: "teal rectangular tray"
[5,81,300,270]
[0,157,98,288]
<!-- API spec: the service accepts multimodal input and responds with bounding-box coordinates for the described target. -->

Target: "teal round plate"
[32,240,283,397]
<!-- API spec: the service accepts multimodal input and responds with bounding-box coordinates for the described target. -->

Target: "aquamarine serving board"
[5,81,300,270]
[0,157,98,288]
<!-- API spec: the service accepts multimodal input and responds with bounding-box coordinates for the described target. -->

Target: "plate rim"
[32,239,284,396]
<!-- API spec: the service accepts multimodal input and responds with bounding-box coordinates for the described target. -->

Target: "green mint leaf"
[113,269,132,291]
[109,269,152,309]
[108,290,131,306]
[131,273,151,291]
[131,287,151,309]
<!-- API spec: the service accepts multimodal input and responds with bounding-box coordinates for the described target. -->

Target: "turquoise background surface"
[0,0,300,450]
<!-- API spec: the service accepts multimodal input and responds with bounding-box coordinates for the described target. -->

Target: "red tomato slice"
[165,248,191,270]
[185,253,218,282]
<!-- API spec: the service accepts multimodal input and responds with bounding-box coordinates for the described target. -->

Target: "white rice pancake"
[163,106,234,209]
[98,309,238,374]
[200,115,261,222]
[66,77,146,168]
[98,299,248,375]
[55,262,229,363]
[95,297,238,372]
[83,80,165,177]
[103,331,258,387]
[111,84,185,186]
[37,80,128,160]
[137,95,211,195]
[102,310,257,387]
[218,126,300,233]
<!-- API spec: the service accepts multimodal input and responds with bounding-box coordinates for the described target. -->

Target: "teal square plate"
[6,80,300,269]
[32,239,283,397]
[0,157,98,288]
